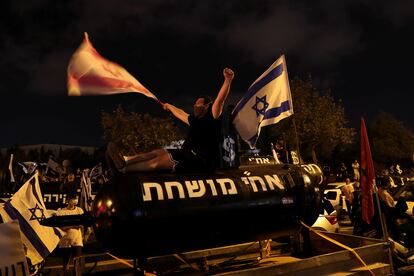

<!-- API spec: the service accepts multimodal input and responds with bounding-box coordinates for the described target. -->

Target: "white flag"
[232,55,294,148]
[9,154,15,183]
[0,173,64,265]
[67,32,158,101]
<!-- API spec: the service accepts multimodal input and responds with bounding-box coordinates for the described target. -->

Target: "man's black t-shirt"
[182,107,221,167]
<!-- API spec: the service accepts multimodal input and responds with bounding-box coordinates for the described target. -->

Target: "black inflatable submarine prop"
[42,156,323,258]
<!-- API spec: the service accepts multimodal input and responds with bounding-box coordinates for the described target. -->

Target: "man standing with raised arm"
[107,68,234,173]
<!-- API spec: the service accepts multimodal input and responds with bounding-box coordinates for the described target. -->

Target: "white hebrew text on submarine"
[142,174,287,201]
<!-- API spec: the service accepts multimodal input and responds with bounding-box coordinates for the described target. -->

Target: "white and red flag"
[67,33,159,102]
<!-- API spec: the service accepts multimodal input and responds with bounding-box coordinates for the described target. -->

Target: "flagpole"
[281,54,302,166]
[373,183,390,246]
[373,182,389,240]
[374,181,395,272]
[361,118,388,240]
[155,98,165,107]
[360,117,394,271]
[292,116,302,165]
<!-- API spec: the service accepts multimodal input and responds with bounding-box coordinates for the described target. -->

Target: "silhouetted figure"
[106,68,234,174]
[56,193,84,276]
[352,160,360,181]
[339,162,348,181]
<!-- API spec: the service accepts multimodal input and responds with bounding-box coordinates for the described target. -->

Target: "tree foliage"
[370,112,414,167]
[101,105,182,155]
[269,77,355,163]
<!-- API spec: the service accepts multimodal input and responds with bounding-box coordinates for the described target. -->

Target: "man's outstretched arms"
[163,103,190,125]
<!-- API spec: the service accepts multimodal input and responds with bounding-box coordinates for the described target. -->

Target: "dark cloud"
[1,0,414,147]
[0,1,372,94]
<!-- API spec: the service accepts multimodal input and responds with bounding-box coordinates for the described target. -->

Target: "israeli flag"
[232,55,294,148]
[0,173,63,265]
[80,171,93,212]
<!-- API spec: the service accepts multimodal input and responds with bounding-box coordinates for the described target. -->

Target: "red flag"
[360,118,375,224]
[67,33,159,102]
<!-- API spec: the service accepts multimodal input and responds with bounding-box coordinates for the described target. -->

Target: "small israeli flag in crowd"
[0,173,63,265]
[80,170,93,212]
[232,55,294,148]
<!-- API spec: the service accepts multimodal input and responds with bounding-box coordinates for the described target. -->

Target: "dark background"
[1,0,414,147]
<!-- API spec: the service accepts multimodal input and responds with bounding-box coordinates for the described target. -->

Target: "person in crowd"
[352,160,360,181]
[272,138,289,164]
[96,176,106,190]
[106,68,234,173]
[377,176,395,208]
[350,181,361,226]
[56,193,84,275]
[60,172,80,195]
[339,162,348,181]
[76,168,82,179]
[59,159,72,182]
[341,178,354,220]
[391,198,414,248]
[375,176,414,247]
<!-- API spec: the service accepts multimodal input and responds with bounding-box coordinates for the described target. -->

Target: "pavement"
[39,241,129,275]
[39,240,290,275]
[38,217,358,275]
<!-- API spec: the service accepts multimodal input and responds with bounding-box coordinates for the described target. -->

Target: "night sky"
[2,0,414,148]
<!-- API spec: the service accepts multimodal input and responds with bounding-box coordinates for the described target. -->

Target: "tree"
[266,77,355,163]
[370,112,414,168]
[101,105,182,155]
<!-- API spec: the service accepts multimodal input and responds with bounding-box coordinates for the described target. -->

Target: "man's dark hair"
[198,95,213,106]
[376,176,390,188]
[395,198,408,214]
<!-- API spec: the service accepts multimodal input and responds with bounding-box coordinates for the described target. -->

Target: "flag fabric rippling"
[80,171,93,212]
[0,173,63,265]
[232,55,293,148]
[360,118,375,224]
[67,32,158,101]
[46,156,63,176]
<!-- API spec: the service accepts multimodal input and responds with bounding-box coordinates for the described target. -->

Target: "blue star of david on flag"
[28,203,46,222]
[252,95,269,117]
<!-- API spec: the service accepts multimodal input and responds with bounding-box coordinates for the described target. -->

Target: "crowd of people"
[9,158,108,196]
[3,134,414,274]
[1,157,108,274]
[47,160,107,275]
[331,160,414,253]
